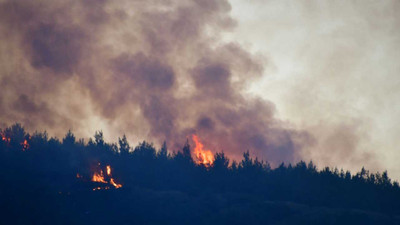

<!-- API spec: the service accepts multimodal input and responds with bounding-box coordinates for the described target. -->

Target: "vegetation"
[1,123,399,225]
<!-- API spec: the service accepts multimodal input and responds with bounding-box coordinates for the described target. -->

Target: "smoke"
[0,0,314,165]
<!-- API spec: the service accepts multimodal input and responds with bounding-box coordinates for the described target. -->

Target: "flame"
[106,165,111,176]
[21,139,29,151]
[92,171,107,183]
[87,164,122,190]
[110,178,122,188]
[76,173,82,178]
[1,133,10,143]
[192,135,214,166]
[0,133,29,150]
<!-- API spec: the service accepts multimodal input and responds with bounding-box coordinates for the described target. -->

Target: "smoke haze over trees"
[1,0,399,223]
[1,124,399,224]
[0,0,319,168]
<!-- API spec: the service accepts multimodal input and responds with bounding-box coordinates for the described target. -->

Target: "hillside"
[1,124,399,224]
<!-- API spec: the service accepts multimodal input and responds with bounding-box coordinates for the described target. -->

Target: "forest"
[1,123,400,225]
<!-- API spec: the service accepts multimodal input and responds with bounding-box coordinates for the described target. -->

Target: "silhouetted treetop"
[1,123,400,219]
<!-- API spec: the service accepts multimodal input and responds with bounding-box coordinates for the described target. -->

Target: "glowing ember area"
[21,139,29,151]
[93,186,110,191]
[192,135,214,166]
[82,164,122,191]
[1,133,10,143]
[0,133,29,151]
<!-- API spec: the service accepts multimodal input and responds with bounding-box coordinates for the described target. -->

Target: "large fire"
[77,164,122,191]
[192,135,214,166]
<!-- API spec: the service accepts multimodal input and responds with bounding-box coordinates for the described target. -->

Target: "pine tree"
[118,134,130,156]
[158,141,168,159]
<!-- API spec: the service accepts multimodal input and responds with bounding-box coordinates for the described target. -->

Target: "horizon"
[0,122,393,180]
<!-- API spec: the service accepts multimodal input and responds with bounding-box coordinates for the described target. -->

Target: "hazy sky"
[228,0,400,177]
[0,0,399,179]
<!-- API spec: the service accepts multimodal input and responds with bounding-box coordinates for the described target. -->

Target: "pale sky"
[228,0,400,177]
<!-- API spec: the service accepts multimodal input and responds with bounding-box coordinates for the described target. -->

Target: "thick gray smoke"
[0,0,314,164]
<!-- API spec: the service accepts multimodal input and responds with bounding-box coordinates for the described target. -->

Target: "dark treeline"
[1,123,400,225]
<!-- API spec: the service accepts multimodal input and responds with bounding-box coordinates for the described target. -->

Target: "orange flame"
[192,135,214,166]
[106,165,111,176]
[1,133,10,143]
[88,165,123,190]
[92,171,107,183]
[21,139,29,151]
[110,178,122,188]
[0,133,29,151]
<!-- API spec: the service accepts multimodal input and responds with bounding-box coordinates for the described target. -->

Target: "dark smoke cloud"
[29,24,86,75]
[113,53,175,91]
[0,0,314,165]
[192,62,232,99]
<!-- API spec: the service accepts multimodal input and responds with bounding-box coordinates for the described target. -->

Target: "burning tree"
[77,163,123,191]
[192,135,214,166]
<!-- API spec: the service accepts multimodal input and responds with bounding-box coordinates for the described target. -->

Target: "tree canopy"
[0,123,399,225]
